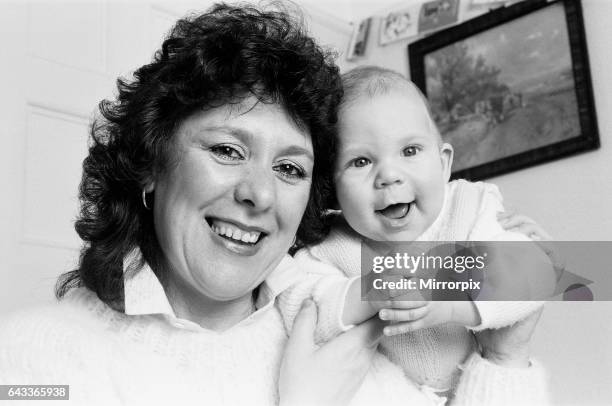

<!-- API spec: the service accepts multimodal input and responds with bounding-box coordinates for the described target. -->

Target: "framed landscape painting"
[409,0,599,180]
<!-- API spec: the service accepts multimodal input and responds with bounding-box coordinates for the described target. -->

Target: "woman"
[0,4,548,405]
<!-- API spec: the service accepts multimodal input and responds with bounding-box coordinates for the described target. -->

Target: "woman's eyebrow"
[197,124,313,161]
[199,125,254,142]
[281,145,314,162]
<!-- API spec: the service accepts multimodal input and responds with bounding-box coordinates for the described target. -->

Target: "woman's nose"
[374,164,405,189]
[234,166,275,211]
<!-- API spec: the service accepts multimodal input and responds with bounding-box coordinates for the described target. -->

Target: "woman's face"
[152,98,313,302]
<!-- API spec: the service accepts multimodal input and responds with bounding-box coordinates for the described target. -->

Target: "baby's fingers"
[379,305,429,323]
[383,319,428,336]
[387,299,429,309]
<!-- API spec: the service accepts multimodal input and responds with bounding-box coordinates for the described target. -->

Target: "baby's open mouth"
[376,203,411,220]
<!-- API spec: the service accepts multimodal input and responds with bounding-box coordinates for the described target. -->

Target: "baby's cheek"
[339,194,363,220]
[354,211,381,240]
[336,177,360,209]
[338,195,369,231]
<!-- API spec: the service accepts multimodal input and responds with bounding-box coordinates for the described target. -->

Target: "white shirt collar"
[123,248,301,320]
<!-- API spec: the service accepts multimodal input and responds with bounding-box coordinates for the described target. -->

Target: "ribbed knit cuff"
[453,352,550,406]
[470,301,544,331]
[311,276,356,343]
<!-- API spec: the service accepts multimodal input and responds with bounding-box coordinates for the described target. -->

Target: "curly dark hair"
[56,3,342,310]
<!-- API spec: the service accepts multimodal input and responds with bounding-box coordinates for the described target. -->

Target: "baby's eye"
[210,145,244,161]
[274,162,306,180]
[402,146,421,157]
[351,157,371,168]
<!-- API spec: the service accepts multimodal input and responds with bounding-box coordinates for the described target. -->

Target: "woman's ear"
[141,180,156,210]
[143,180,155,193]
[440,143,454,182]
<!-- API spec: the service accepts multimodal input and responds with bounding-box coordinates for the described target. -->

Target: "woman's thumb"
[286,299,318,353]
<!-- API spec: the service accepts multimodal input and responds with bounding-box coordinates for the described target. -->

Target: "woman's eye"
[403,146,420,157]
[274,162,305,180]
[210,145,244,161]
[351,157,371,168]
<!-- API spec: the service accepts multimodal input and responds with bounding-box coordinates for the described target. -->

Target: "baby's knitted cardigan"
[296,180,545,393]
[0,250,548,405]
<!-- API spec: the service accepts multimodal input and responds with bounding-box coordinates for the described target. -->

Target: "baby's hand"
[378,300,479,336]
[378,300,451,336]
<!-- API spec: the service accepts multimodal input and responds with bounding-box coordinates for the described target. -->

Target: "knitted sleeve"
[302,219,364,278]
[277,255,354,344]
[468,182,547,331]
[451,352,550,406]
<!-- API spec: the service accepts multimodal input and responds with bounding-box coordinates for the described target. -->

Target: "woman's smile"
[206,217,269,256]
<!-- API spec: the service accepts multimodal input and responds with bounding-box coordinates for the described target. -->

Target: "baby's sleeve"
[468,183,546,330]
[467,182,519,241]
[276,255,355,343]
[293,247,347,278]
[470,301,544,331]
[297,220,364,278]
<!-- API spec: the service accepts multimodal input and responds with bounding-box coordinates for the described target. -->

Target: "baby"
[293,66,552,397]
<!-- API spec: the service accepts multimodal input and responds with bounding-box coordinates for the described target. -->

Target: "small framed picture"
[418,0,460,34]
[379,7,418,46]
[409,0,599,180]
[347,17,372,60]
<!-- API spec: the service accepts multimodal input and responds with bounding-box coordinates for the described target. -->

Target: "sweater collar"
[416,182,451,241]
[123,248,301,319]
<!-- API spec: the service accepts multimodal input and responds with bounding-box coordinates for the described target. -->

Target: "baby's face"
[334,90,453,241]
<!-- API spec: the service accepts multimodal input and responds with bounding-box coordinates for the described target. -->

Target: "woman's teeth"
[211,222,261,244]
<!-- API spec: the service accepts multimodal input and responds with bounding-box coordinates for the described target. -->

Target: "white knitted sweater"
[0,249,548,405]
[296,180,545,394]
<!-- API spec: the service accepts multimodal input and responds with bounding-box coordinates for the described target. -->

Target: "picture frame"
[409,0,599,181]
[470,0,506,6]
[379,8,418,46]
[418,0,460,34]
[347,17,372,60]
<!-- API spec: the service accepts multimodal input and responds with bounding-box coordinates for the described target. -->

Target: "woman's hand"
[497,210,565,280]
[475,306,543,368]
[279,300,384,406]
[497,210,552,241]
